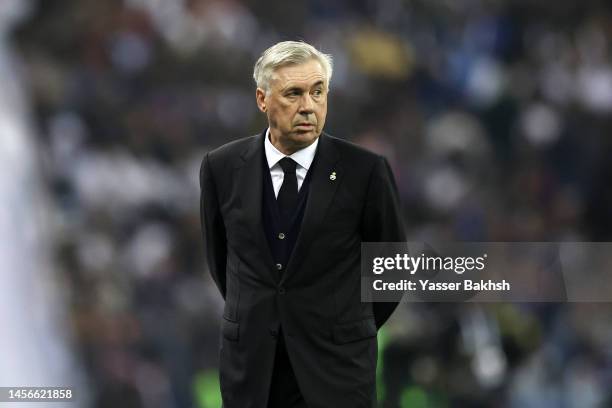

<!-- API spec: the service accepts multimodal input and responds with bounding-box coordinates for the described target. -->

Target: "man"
[200,41,405,408]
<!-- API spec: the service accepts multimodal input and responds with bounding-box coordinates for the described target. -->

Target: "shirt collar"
[264,128,319,171]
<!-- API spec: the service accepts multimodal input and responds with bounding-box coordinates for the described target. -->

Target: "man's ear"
[256,88,267,113]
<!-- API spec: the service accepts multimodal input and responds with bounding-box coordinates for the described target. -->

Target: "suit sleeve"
[200,152,227,299]
[361,156,406,329]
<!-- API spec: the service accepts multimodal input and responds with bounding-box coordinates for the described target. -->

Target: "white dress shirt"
[264,128,318,198]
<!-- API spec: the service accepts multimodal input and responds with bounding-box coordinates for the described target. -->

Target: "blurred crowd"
[8,0,612,406]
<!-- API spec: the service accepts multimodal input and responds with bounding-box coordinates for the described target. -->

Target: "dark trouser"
[267,329,307,408]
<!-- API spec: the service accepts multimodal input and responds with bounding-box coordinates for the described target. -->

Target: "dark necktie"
[277,157,298,224]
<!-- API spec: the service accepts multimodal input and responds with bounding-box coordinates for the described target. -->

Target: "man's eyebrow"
[282,80,325,93]
[282,85,304,93]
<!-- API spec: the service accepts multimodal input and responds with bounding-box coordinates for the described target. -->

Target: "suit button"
[278,232,286,240]
[269,328,278,338]
[278,286,286,295]
[276,263,283,270]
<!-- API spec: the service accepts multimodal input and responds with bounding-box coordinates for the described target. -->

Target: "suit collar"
[238,129,266,165]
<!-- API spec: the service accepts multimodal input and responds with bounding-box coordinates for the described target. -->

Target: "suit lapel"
[284,133,342,281]
[235,131,278,278]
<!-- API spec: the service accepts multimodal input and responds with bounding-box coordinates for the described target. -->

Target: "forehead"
[271,59,326,89]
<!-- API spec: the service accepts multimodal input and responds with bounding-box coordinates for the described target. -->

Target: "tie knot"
[278,157,297,174]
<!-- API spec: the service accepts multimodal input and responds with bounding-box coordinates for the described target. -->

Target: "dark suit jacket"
[200,130,406,408]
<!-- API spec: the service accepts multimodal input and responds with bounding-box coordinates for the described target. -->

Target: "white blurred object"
[0,0,88,405]
[71,149,194,214]
[423,111,489,213]
[563,357,605,408]
[509,350,564,408]
[424,166,468,212]
[122,222,174,279]
[0,0,31,33]
[520,103,562,147]
[460,307,507,388]
[127,0,259,54]
[576,65,612,113]
[466,57,506,107]
[426,111,489,158]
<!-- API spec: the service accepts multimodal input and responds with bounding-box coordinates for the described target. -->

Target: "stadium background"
[2,0,612,406]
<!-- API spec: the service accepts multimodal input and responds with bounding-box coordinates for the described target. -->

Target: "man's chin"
[294,128,320,138]
[291,132,319,146]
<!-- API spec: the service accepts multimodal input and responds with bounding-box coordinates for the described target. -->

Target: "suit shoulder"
[203,134,258,168]
[208,134,258,161]
[200,134,259,184]
[324,133,384,165]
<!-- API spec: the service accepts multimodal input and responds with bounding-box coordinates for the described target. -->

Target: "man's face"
[256,59,328,155]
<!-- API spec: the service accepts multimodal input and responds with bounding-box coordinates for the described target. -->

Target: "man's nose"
[298,94,314,114]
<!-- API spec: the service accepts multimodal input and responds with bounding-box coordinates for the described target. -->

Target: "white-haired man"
[200,41,405,407]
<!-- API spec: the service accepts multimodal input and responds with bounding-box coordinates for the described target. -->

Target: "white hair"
[253,41,333,93]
